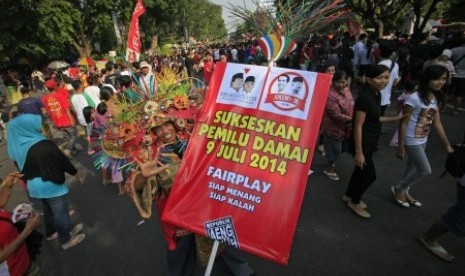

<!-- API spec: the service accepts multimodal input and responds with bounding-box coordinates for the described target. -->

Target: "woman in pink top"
[320,70,354,181]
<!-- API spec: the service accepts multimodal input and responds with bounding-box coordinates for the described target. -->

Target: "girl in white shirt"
[394,65,454,207]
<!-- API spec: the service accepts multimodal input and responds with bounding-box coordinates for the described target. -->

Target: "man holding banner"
[151,120,254,276]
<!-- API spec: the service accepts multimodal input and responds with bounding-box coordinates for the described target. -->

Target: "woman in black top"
[343,65,403,219]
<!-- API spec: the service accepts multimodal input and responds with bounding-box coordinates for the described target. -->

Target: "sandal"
[390,186,410,208]
[347,201,371,219]
[341,195,367,209]
[405,191,422,207]
[417,236,455,262]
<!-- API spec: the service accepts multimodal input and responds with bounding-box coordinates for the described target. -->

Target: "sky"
[209,0,256,34]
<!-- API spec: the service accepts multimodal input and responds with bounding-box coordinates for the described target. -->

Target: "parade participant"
[343,65,403,219]
[70,79,89,131]
[97,87,125,194]
[202,53,215,88]
[321,70,354,181]
[353,34,373,83]
[6,114,85,250]
[138,61,156,96]
[150,120,254,276]
[83,74,101,107]
[394,65,454,207]
[17,85,53,139]
[378,41,400,119]
[0,172,41,275]
[82,106,96,156]
[316,63,337,157]
[42,79,78,158]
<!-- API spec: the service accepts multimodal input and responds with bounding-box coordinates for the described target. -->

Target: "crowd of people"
[0,29,465,274]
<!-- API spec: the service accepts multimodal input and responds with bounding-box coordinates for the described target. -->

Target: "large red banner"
[125,0,146,62]
[162,62,331,264]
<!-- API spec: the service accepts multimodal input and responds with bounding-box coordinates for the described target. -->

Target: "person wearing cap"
[229,73,244,93]
[134,61,156,96]
[242,76,255,93]
[42,79,78,158]
[290,76,304,95]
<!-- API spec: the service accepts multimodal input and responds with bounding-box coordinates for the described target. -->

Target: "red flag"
[126,0,146,62]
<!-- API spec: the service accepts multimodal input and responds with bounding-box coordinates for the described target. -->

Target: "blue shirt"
[27,177,69,199]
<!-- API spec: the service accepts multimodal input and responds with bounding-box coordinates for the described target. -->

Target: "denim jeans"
[395,143,431,192]
[42,194,74,245]
[323,135,343,164]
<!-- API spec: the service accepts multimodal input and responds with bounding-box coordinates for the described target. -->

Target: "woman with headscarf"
[343,65,404,219]
[7,113,85,250]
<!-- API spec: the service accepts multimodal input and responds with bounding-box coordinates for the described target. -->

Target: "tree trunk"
[377,20,384,38]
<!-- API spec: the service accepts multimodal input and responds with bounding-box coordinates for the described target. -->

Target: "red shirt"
[43,91,73,127]
[203,61,214,84]
[0,211,30,276]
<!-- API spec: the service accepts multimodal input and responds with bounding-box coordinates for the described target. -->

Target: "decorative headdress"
[229,0,350,63]
[91,66,204,218]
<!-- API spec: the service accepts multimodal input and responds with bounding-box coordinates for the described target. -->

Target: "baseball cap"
[45,79,57,90]
[140,61,150,68]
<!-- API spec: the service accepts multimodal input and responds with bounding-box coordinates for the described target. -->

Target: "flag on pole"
[126,0,146,62]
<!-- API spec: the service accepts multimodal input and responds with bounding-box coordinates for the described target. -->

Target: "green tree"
[0,0,227,65]
[344,0,407,38]
[407,0,444,36]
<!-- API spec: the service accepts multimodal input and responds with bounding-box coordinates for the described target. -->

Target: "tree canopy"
[0,0,227,66]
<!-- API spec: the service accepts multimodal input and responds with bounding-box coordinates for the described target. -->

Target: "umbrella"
[77,57,95,66]
[47,60,69,70]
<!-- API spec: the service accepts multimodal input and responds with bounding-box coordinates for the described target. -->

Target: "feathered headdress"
[229,0,350,62]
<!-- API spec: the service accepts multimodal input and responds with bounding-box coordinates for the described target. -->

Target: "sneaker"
[46,232,58,241]
[323,168,340,181]
[62,233,85,250]
[70,223,83,235]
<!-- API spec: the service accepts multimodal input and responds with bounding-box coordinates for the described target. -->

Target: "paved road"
[1,102,465,275]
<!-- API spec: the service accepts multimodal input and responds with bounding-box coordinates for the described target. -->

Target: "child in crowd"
[390,80,418,146]
[95,90,125,195]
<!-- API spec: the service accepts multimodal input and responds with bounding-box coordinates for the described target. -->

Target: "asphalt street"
[1,99,465,275]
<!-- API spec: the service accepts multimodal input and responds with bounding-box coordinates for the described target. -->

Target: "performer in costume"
[95,65,253,275]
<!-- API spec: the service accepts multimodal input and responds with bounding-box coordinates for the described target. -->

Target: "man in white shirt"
[70,80,89,128]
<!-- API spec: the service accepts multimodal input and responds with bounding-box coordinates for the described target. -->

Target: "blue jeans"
[395,143,431,192]
[42,195,74,245]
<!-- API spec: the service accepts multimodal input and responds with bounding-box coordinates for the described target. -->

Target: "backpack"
[440,145,465,178]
